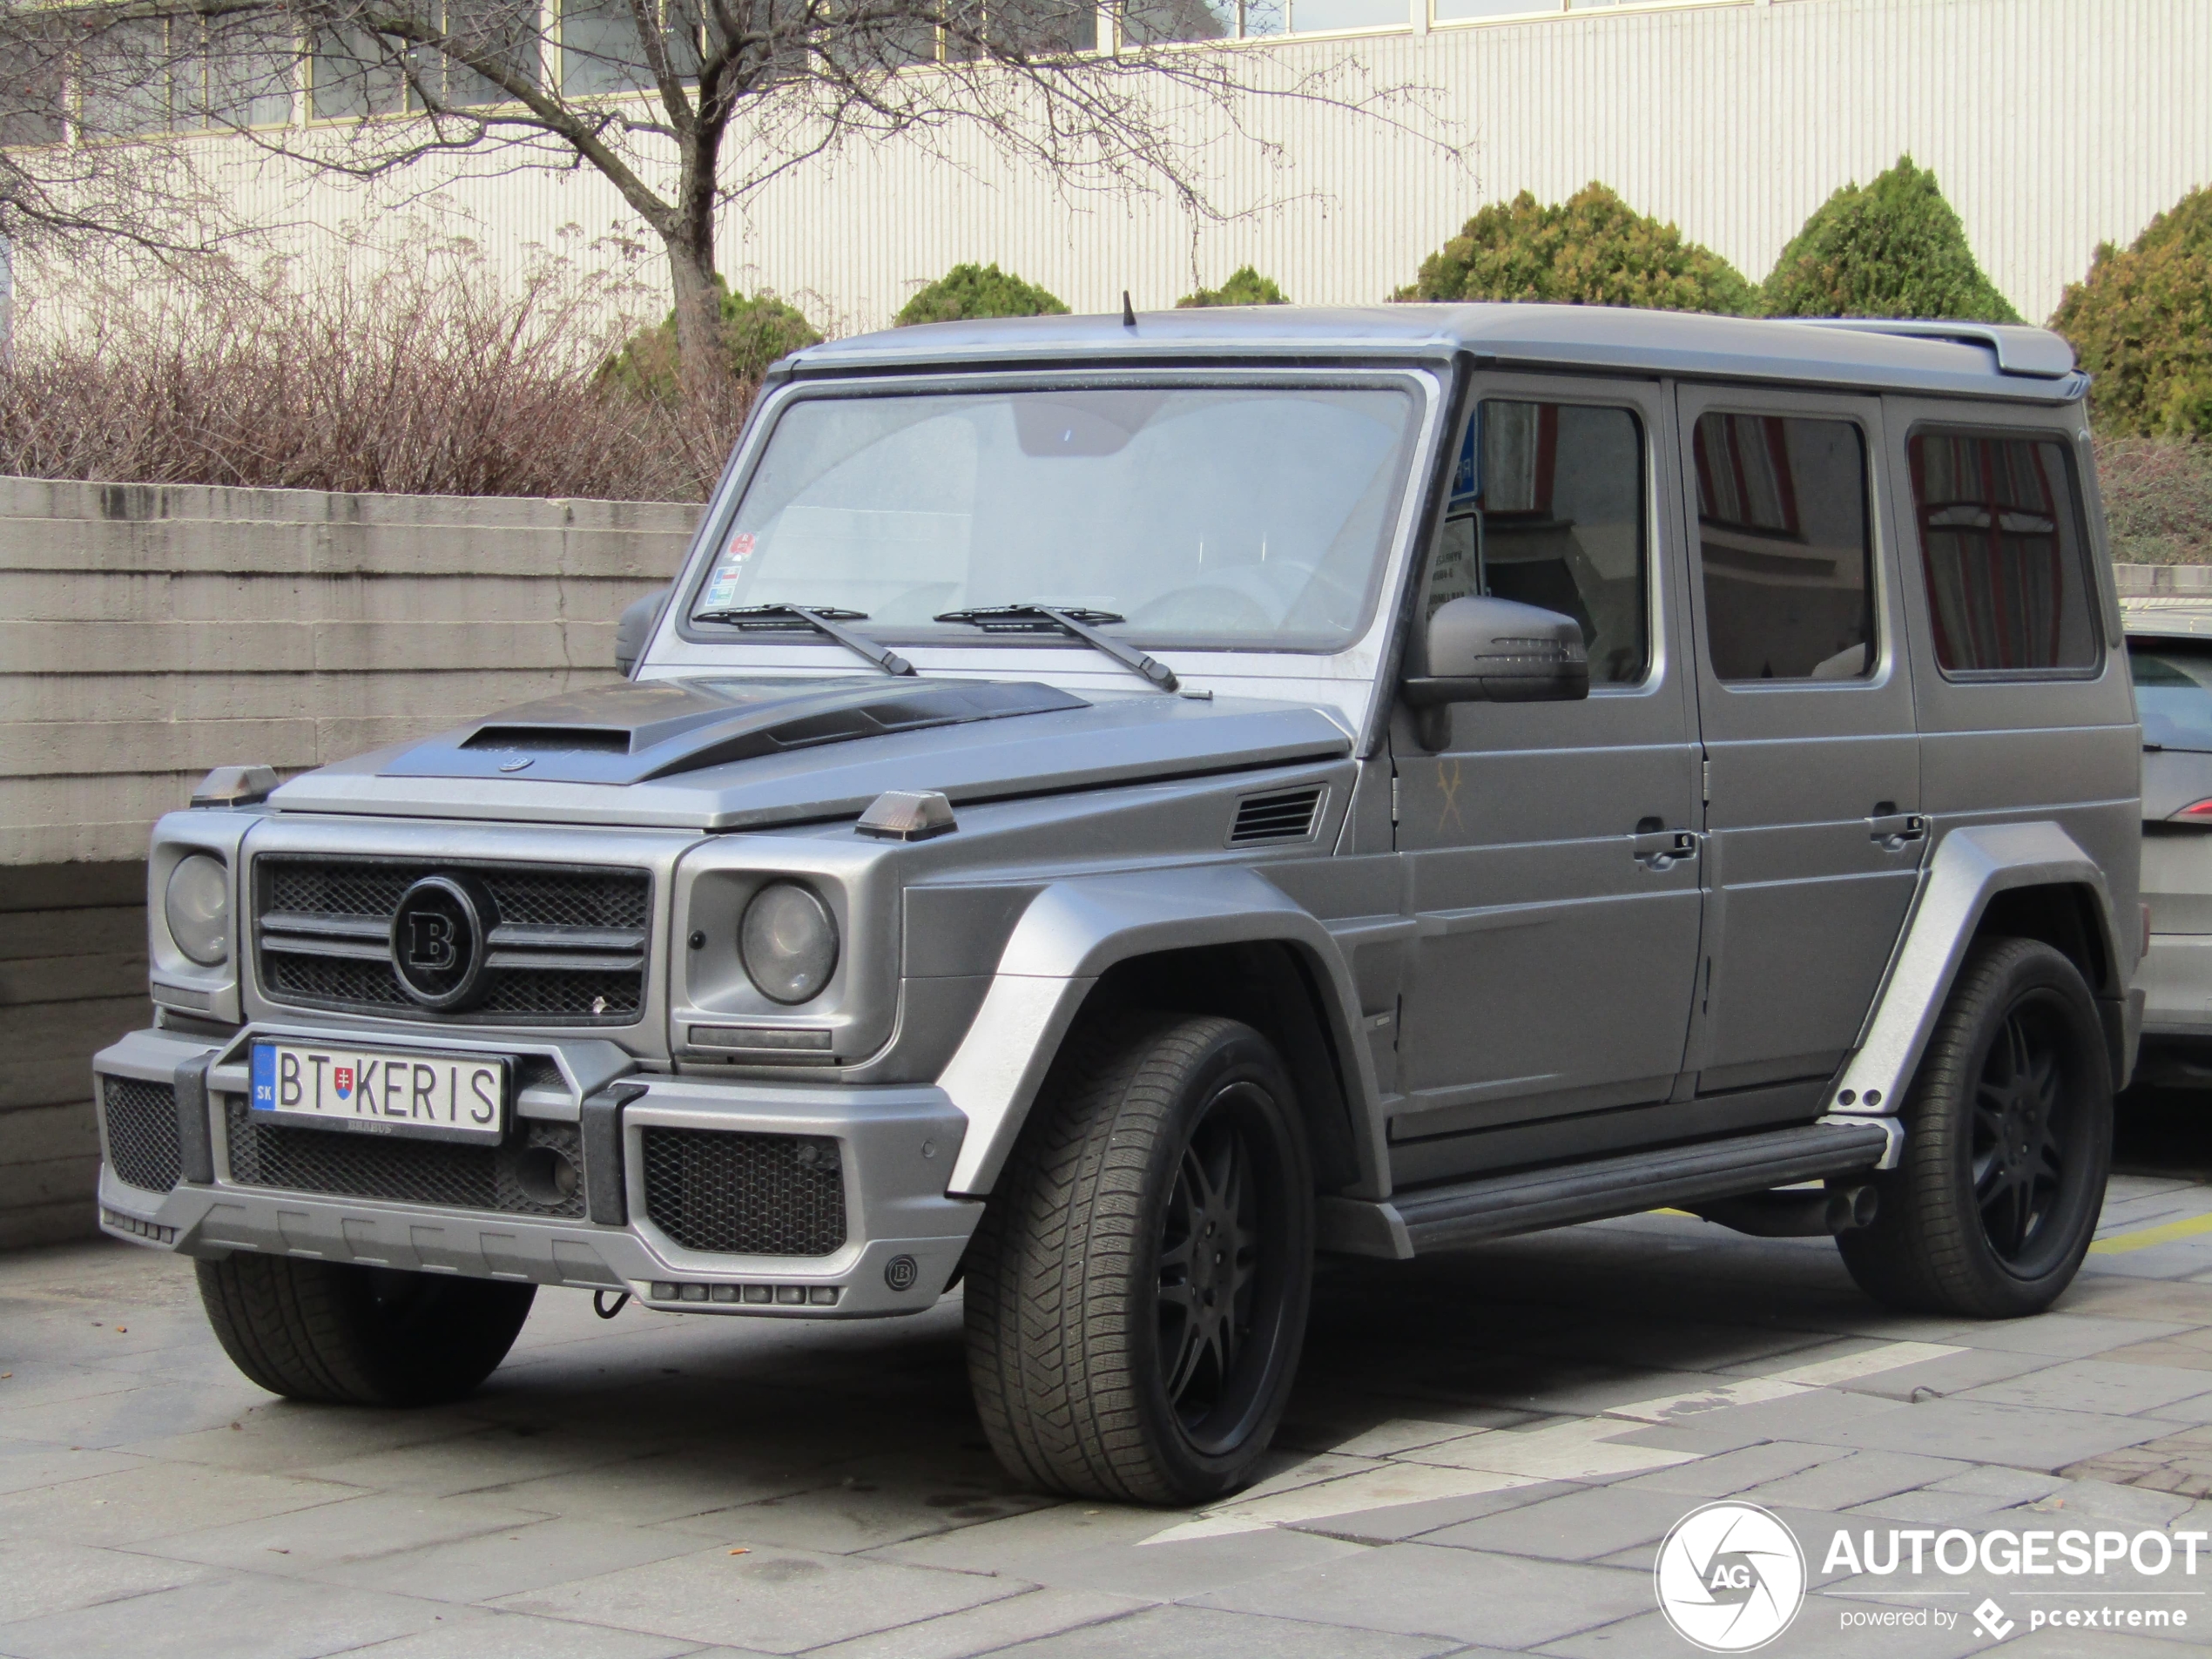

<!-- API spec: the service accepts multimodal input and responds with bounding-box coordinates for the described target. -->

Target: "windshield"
[2132,639,2212,752]
[687,382,1422,652]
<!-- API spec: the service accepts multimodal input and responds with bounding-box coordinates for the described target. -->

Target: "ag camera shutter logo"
[1655,1502,1807,1652]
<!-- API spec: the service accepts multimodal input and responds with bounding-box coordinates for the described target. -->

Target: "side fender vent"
[1229,785,1326,847]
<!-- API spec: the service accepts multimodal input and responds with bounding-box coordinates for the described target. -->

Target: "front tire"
[1838,936,2113,1318]
[197,1254,535,1406]
[965,1013,1314,1504]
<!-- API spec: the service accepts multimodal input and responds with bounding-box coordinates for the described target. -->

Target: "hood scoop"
[386,676,1090,786]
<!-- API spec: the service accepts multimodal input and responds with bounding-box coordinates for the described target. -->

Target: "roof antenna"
[1122,290,1136,329]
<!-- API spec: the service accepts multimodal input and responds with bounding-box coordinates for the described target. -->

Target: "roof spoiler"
[1801,319,2077,380]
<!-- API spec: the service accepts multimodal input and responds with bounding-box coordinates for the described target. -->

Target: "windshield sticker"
[701,532,758,610]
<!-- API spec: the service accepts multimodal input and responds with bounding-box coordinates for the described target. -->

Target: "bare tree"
[3,0,1442,381]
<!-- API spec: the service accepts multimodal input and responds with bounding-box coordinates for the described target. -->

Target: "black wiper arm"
[693,604,914,677]
[933,604,1178,692]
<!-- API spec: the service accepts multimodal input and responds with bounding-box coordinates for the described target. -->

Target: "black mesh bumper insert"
[101,1076,183,1195]
[641,1128,846,1257]
[224,1102,588,1220]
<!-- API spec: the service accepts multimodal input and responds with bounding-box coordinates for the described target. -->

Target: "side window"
[1908,428,2098,675]
[1424,399,1650,686]
[1693,412,1874,682]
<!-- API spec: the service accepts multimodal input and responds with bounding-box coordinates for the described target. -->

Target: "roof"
[787,304,2088,406]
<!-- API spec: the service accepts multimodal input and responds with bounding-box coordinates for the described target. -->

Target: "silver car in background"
[2128,601,2212,1082]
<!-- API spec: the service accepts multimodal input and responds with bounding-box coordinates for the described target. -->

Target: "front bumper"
[91,1024,979,1318]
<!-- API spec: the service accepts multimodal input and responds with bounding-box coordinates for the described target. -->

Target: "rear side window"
[1693,412,1875,682]
[1907,429,2098,675]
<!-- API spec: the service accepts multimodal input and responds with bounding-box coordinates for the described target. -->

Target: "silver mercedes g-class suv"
[96,305,2141,1505]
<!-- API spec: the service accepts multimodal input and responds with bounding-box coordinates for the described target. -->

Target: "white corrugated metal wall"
[47,0,2212,334]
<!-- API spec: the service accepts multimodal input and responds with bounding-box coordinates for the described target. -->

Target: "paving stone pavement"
[14,1173,2212,1656]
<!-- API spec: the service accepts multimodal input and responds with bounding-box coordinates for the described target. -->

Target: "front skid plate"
[98,1173,979,1320]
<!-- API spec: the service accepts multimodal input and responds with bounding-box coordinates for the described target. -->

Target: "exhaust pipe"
[1689,1184,1878,1238]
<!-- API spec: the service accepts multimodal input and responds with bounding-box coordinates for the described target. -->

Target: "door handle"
[1867,812,1927,852]
[1631,827,1699,871]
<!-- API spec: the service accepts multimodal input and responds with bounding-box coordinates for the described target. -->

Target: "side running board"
[1318,1121,1895,1260]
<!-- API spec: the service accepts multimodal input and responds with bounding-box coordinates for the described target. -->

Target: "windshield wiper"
[692,604,914,678]
[933,604,1178,692]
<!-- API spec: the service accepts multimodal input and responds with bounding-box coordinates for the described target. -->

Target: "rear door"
[1676,385,1925,1100]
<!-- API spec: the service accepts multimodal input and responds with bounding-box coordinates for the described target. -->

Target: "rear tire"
[197,1253,535,1406]
[964,1013,1314,1504]
[1838,936,2112,1318]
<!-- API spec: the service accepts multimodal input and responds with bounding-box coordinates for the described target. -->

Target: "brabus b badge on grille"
[388,874,492,1010]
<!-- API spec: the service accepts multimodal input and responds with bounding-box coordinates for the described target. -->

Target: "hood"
[272,674,1356,832]
[381,676,1093,786]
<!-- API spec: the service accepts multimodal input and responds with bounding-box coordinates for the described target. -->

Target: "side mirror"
[1402,593,1588,749]
[614,585,671,678]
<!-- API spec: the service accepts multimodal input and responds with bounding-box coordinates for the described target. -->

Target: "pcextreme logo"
[1655,1502,1807,1652]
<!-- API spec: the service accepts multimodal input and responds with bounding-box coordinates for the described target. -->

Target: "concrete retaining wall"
[0,476,696,1245]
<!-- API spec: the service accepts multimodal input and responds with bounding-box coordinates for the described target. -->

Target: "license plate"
[249,1042,509,1143]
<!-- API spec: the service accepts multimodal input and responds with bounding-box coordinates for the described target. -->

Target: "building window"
[1908,429,2099,676]
[77,16,296,137]
[1694,411,1875,683]
[315,0,538,118]
[560,0,698,97]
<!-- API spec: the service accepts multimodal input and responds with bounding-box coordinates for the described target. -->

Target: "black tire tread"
[967,1012,1245,1505]
[196,1252,532,1406]
[1839,935,2109,1318]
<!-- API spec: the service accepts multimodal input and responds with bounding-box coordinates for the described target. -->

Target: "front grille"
[101,1076,183,1194]
[254,856,650,1025]
[641,1128,846,1257]
[224,1102,588,1219]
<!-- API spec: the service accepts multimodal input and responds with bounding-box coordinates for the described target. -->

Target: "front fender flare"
[938,866,1370,1197]
[1828,822,2124,1123]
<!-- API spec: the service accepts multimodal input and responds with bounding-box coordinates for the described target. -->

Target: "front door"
[1391,376,1704,1184]
[1676,385,1925,1098]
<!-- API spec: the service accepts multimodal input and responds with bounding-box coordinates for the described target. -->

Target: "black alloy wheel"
[1838,935,2112,1318]
[1157,1077,1296,1458]
[966,1011,1315,1504]
[1970,993,2075,1268]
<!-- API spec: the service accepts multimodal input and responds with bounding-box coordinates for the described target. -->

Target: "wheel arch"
[937,867,1376,1198]
[1831,822,2134,1122]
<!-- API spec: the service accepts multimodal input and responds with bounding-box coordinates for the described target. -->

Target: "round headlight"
[739,882,838,1005]
[165,853,230,967]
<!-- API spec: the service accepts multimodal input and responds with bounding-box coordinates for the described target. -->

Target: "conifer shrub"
[597,281,821,399]
[894,263,1069,326]
[1759,156,2021,323]
[1397,183,1755,314]
[2051,186,2212,438]
[1176,266,1289,307]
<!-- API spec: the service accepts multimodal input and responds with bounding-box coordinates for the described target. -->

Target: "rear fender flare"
[939,867,1371,1197]
[1828,822,2125,1123]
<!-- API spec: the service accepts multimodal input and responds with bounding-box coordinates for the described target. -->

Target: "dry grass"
[0,252,747,502]
[2098,435,2212,566]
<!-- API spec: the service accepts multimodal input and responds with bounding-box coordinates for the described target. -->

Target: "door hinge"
[1391,774,1400,826]
[1701,758,1711,805]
